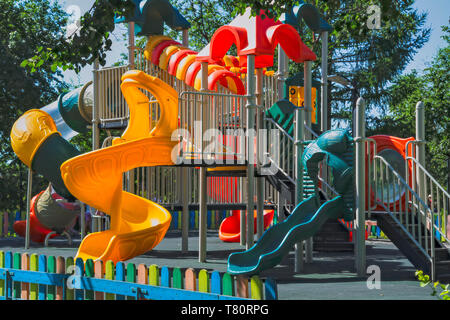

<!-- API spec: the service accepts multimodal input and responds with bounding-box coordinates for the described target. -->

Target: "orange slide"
[60,70,178,263]
[219,210,274,242]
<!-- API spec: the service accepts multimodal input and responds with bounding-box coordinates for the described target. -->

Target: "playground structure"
[6,0,450,289]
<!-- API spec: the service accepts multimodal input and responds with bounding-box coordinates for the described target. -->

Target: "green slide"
[228,129,354,275]
[227,195,346,275]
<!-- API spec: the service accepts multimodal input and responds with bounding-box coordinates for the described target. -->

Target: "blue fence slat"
[5,252,12,269]
[207,211,212,229]
[189,211,195,229]
[115,262,126,300]
[161,266,170,287]
[211,271,221,295]
[170,211,177,229]
[75,258,84,300]
[38,255,47,300]
[264,278,278,300]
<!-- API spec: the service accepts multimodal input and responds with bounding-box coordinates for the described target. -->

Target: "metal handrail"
[372,154,436,280]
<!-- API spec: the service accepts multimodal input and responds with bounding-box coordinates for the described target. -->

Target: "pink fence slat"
[236,275,248,298]
[56,257,65,300]
[21,253,29,300]
[137,264,148,300]
[184,268,196,291]
[94,260,104,300]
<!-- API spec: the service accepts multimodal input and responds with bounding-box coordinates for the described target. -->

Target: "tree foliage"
[369,26,449,187]
[0,0,71,212]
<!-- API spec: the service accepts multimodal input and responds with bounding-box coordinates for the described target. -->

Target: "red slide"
[219,209,275,242]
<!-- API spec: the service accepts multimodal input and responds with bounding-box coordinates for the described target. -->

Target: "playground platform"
[0,231,435,300]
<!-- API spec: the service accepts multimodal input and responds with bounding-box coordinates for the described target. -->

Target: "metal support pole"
[25,169,33,249]
[92,59,100,151]
[416,101,426,202]
[355,97,366,277]
[181,167,189,252]
[277,47,288,223]
[182,29,189,47]
[320,31,329,132]
[304,61,313,264]
[294,86,305,272]
[246,55,256,250]
[79,201,86,240]
[128,22,135,69]
[181,27,190,253]
[198,62,209,262]
[256,68,264,240]
[277,46,289,99]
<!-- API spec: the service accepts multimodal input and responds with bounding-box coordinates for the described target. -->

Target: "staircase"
[313,218,354,252]
[369,152,450,282]
[373,211,450,281]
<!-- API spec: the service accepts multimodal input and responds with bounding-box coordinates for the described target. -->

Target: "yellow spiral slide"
[59,70,178,263]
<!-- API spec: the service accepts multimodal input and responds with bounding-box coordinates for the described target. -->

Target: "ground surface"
[0,230,436,300]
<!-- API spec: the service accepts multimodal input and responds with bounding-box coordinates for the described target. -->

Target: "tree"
[369,26,450,188]
[0,0,70,213]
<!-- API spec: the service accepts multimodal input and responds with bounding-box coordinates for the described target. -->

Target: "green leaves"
[416,270,450,300]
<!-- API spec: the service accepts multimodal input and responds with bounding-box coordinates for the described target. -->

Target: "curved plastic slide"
[227,195,345,275]
[219,209,274,242]
[60,70,178,263]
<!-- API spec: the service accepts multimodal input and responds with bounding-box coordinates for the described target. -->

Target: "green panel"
[31,133,81,200]
[58,90,90,134]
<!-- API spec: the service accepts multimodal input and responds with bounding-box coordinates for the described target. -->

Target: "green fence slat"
[84,259,94,300]
[65,257,74,300]
[13,252,21,299]
[47,256,56,300]
[172,267,183,289]
[126,263,136,300]
[222,273,234,296]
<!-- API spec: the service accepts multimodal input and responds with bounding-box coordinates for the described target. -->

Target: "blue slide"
[227,195,346,276]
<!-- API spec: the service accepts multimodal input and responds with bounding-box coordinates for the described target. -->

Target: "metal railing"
[405,141,449,244]
[370,154,436,280]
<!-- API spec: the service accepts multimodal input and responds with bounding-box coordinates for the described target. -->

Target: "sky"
[58,0,449,85]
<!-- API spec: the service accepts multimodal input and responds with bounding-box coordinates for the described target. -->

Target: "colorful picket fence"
[0,251,277,300]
